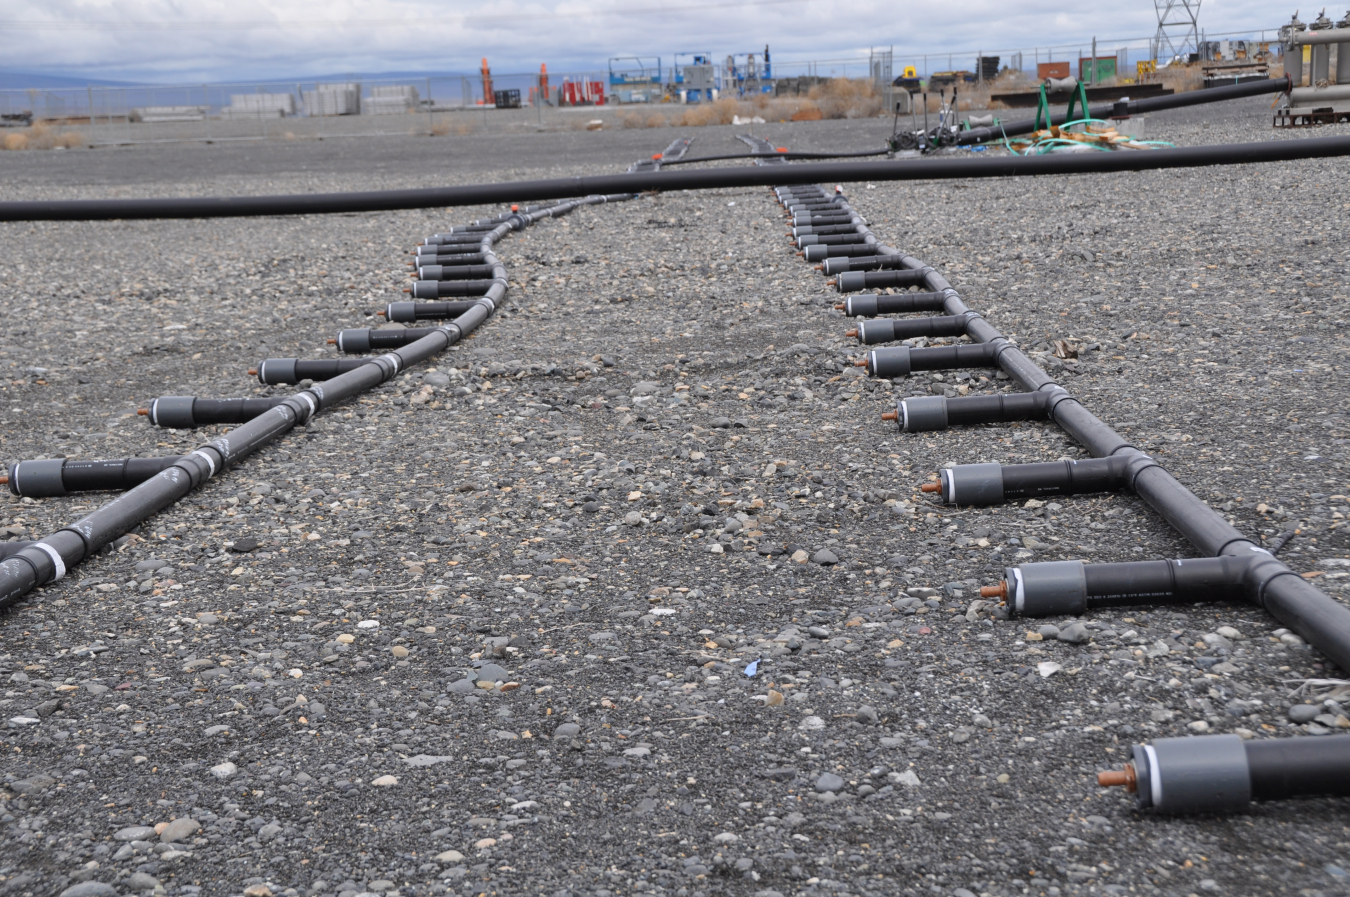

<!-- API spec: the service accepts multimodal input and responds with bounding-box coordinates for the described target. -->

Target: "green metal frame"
[1035,79,1092,132]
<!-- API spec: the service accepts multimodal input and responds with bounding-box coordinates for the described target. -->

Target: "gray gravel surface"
[0,97,1348,897]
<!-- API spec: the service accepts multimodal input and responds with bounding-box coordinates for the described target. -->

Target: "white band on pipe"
[296,392,317,420]
[189,450,216,478]
[35,543,65,582]
[1144,744,1162,808]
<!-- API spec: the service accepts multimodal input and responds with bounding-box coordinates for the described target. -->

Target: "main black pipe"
[6,132,1348,221]
[957,76,1292,146]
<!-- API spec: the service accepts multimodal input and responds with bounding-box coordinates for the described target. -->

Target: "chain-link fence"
[0,30,1288,146]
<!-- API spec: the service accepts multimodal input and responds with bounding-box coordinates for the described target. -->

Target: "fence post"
[426,77,433,134]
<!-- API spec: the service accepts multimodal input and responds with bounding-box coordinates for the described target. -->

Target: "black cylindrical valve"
[407,279,498,300]
[409,251,487,268]
[381,300,478,323]
[862,342,998,378]
[927,455,1139,506]
[838,292,947,317]
[1098,734,1350,814]
[253,358,375,385]
[835,269,928,292]
[412,264,498,281]
[884,392,1053,431]
[985,554,1258,617]
[795,233,872,248]
[848,315,967,344]
[141,396,293,429]
[820,254,908,276]
[333,327,440,353]
[792,223,867,238]
[5,456,184,497]
[803,243,883,262]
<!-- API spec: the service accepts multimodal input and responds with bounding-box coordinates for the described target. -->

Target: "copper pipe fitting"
[136,408,149,416]
[920,483,941,493]
[845,329,858,338]
[980,581,1008,601]
[827,279,837,286]
[247,369,258,376]
[326,339,336,345]
[881,410,898,421]
[376,310,387,317]
[1097,763,1137,792]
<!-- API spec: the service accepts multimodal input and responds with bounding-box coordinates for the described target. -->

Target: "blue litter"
[744,658,761,677]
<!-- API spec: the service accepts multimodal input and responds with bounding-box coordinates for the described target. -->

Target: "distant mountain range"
[0,69,501,90]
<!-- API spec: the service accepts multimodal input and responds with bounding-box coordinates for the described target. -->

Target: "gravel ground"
[0,97,1348,897]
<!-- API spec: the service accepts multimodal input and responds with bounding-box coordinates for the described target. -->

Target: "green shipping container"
[1078,57,1118,81]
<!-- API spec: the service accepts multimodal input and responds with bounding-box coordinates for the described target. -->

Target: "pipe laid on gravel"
[4,456,183,498]
[767,180,1350,675]
[380,301,477,323]
[881,392,1054,430]
[0,193,633,610]
[6,133,1350,221]
[1098,733,1350,814]
[922,456,1144,506]
[140,396,294,429]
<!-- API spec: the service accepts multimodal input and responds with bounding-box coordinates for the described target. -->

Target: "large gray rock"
[59,884,119,897]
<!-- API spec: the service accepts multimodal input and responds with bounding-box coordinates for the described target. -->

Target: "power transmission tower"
[1152,0,1201,65]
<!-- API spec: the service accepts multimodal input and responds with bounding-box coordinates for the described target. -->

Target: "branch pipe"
[848,314,969,344]
[5,456,184,498]
[881,392,1054,431]
[1098,734,1350,814]
[140,396,293,429]
[860,342,999,378]
[380,300,479,323]
[924,454,1154,506]
[837,292,947,318]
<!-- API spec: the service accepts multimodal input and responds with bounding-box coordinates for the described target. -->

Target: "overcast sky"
[0,0,1287,84]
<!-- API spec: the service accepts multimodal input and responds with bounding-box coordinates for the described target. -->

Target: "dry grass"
[1,121,85,150]
[430,120,474,136]
[807,78,883,119]
[607,79,891,129]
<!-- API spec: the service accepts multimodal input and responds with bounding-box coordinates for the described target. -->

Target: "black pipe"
[860,245,1350,671]
[408,252,487,268]
[142,395,294,429]
[661,148,889,166]
[5,456,183,498]
[862,342,999,378]
[1098,733,1350,814]
[412,264,499,281]
[835,269,928,292]
[793,224,869,237]
[0,192,635,610]
[837,292,948,317]
[803,243,881,262]
[7,133,1350,222]
[958,76,1292,146]
[821,254,907,275]
[333,328,440,353]
[848,314,968,344]
[795,233,872,248]
[0,542,34,560]
[988,555,1259,616]
[419,235,488,248]
[885,392,1054,431]
[380,300,477,323]
[407,279,499,299]
[253,358,374,385]
[927,455,1150,506]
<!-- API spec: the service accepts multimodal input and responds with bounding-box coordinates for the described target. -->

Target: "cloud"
[0,0,1285,83]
